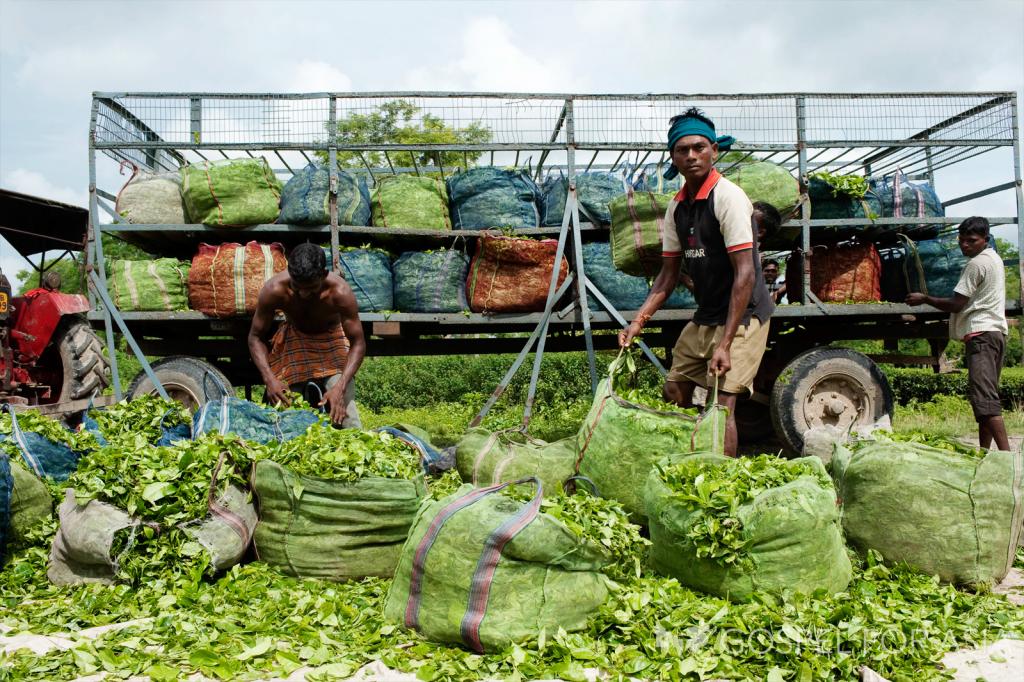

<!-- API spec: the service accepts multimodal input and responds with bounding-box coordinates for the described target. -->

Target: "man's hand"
[710,344,732,377]
[905,292,927,306]
[266,378,290,407]
[619,321,642,348]
[320,381,348,425]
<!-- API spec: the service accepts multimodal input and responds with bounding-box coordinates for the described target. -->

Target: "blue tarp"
[193,397,320,445]
[393,250,469,313]
[1,407,81,482]
[447,167,540,230]
[279,163,371,226]
[0,454,12,563]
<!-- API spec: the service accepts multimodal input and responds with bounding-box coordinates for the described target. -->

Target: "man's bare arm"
[248,284,289,404]
[905,292,968,313]
[619,255,681,347]
[709,249,755,376]
[322,283,365,424]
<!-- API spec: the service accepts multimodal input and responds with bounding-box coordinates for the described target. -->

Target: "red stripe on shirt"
[726,242,753,253]
[662,251,682,257]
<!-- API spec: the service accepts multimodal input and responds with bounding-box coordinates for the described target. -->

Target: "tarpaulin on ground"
[192,397,320,445]
[466,235,569,313]
[392,250,469,313]
[180,159,282,227]
[446,167,540,230]
[188,241,287,317]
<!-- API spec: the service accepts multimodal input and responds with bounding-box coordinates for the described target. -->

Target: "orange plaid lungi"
[268,321,349,387]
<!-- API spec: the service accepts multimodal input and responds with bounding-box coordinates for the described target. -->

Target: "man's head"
[753,201,781,245]
[287,242,328,299]
[762,258,780,284]
[668,108,719,184]
[957,216,990,258]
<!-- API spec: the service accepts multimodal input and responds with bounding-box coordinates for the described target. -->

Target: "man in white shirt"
[906,217,1009,450]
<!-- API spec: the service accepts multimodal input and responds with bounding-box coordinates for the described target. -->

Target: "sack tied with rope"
[392,249,469,313]
[180,158,283,227]
[455,428,577,496]
[188,241,287,318]
[466,234,569,314]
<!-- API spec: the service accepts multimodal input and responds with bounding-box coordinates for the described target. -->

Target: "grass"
[893,393,1024,441]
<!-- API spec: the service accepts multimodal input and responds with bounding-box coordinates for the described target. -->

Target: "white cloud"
[284,60,352,93]
[2,168,88,208]
[405,17,577,92]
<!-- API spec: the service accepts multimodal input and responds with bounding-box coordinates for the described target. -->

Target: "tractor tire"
[127,356,232,411]
[56,319,111,401]
[770,347,893,455]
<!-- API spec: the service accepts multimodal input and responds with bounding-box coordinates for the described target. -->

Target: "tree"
[321,100,492,171]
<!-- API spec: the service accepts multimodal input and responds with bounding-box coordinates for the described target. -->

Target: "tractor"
[0,189,112,416]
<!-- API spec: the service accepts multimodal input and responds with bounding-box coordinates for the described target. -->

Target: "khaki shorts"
[666,318,770,395]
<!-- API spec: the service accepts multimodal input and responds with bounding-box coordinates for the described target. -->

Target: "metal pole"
[583,276,667,376]
[796,96,811,306]
[328,96,340,272]
[87,271,168,400]
[1009,95,1024,366]
[89,96,121,398]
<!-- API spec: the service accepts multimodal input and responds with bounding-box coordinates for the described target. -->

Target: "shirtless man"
[248,242,365,426]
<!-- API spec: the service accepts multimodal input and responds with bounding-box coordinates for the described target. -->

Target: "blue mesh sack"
[1,454,11,562]
[193,397,320,445]
[327,248,394,312]
[632,163,683,194]
[0,407,81,482]
[279,163,371,226]
[915,232,996,299]
[870,171,943,240]
[540,172,629,226]
[582,242,650,311]
[447,167,540,230]
[665,281,697,309]
[392,250,469,313]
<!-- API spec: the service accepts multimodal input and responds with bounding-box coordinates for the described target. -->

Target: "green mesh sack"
[575,353,727,522]
[8,458,52,545]
[455,428,577,495]
[721,159,800,215]
[644,453,852,601]
[107,258,190,311]
[371,175,452,230]
[832,438,1024,586]
[181,158,283,226]
[608,190,674,278]
[252,460,426,580]
[384,480,612,652]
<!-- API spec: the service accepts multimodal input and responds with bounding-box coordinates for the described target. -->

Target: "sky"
[1,0,1022,287]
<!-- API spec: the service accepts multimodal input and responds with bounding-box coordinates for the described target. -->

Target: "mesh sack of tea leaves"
[455,427,577,496]
[832,434,1024,586]
[385,479,644,652]
[47,434,256,586]
[252,425,428,581]
[644,453,852,601]
[575,351,726,522]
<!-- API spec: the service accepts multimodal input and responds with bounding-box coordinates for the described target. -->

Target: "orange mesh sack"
[787,243,881,304]
[189,241,287,317]
[466,235,569,313]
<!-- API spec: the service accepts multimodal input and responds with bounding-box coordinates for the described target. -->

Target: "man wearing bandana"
[619,108,774,456]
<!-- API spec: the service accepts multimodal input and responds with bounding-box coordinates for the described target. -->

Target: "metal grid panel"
[571,96,797,148]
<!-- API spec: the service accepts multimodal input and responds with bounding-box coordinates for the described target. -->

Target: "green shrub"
[885,366,1024,407]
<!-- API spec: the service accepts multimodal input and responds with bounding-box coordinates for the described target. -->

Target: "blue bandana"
[663,116,736,180]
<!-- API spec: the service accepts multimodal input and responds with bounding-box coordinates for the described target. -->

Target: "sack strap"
[404,477,542,649]
[205,450,252,547]
[3,404,43,477]
[690,375,723,455]
[460,477,542,652]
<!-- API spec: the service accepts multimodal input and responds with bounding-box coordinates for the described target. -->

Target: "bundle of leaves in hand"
[86,395,191,446]
[657,454,829,566]
[265,424,421,481]
[504,483,649,582]
[67,433,253,524]
[612,350,698,414]
[0,409,98,455]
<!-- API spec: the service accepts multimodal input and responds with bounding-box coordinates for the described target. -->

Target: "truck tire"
[770,347,893,455]
[56,319,111,401]
[127,356,232,411]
